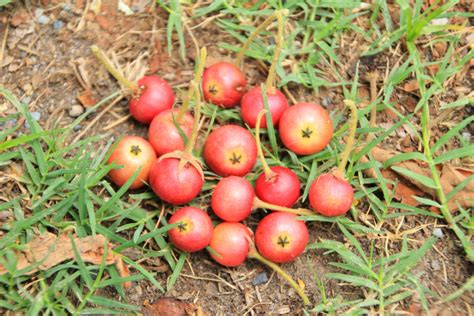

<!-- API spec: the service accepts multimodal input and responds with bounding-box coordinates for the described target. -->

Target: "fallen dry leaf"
[0,232,131,288]
[142,298,208,316]
[403,79,420,93]
[362,147,474,212]
[77,90,97,108]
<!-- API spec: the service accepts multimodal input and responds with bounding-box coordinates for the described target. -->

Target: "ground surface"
[0,1,473,315]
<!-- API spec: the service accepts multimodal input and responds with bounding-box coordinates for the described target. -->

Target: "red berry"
[279,102,333,155]
[107,136,156,189]
[255,212,308,263]
[209,222,252,267]
[211,176,255,222]
[168,207,213,252]
[255,166,300,208]
[202,62,246,108]
[204,125,257,177]
[309,173,354,217]
[148,109,194,156]
[240,87,288,128]
[149,158,203,205]
[129,75,175,124]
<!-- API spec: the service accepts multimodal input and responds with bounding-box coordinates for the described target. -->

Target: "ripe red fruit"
[255,166,300,207]
[211,176,255,222]
[148,109,194,156]
[149,158,203,205]
[255,212,309,263]
[202,62,247,108]
[168,207,213,252]
[309,173,354,217]
[209,222,252,267]
[204,125,257,177]
[129,75,175,124]
[279,102,333,155]
[240,87,288,128]
[107,136,156,189]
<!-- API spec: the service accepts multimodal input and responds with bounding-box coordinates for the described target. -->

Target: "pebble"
[53,20,64,30]
[62,3,72,12]
[73,124,82,132]
[252,272,268,286]
[31,111,41,121]
[21,96,32,104]
[69,105,84,118]
[462,132,471,141]
[433,228,443,238]
[430,259,441,271]
[322,96,332,107]
[34,8,44,18]
[38,15,50,25]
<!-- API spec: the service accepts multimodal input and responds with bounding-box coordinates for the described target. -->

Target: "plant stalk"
[337,100,358,176]
[255,109,275,179]
[248,246,310,305]
[265,11,284,92]
[253,197,313,216]
[90,45,137,91]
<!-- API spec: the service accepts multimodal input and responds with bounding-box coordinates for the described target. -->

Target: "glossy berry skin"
[255,166,300,207]
[129,75,175,124]
[240,87,289,128]
[255,212,309,263]
[309,173,354,217]
[209,222,252,267]
[211,176,255,222]
[148,109,194,156]
[279,102,333,155]
[204,125,257,177]
[202,62,247,108]
[149,158,203,205]
[107,136,156,189]
[168,207,213,253]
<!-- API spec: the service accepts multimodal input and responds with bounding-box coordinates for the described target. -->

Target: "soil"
[1,1,472,315]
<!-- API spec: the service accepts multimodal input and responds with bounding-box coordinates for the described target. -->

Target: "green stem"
[183,47,207,155]
[337,100,358,176]
[177,46,207,121]
[248,246,310,305]
[235,12,278,67]
[253,197,314,216]
[255,109,275,179]
[90,45,137,91]
[265,11,284,92]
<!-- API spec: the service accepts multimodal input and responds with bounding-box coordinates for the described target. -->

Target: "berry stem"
[265,11,284,92]
[177,46,207,121]
[90,45,137,91]
[235,12,278,67]
[337,99,358,176]
[253,197,313,216]
[247,240,310,305]
[184,47,207,155]
[255,109,276,180]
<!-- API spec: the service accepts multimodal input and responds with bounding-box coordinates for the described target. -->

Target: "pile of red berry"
[95,11,357,304]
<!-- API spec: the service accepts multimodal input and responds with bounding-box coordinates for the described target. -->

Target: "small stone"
[73,124,82,132]
[252,272,268,286]
[430,18,449,26]
[53,20,64,30]
[21,96,32,104]
[431,260,441,271]
[69,105,84,118]
[38,15,50,25]
[462,132,471,141]
[31,111,41,121]
[35,8,44,19]
[322,96,332,107]
[433,228,443,238]
[62,3,72,11]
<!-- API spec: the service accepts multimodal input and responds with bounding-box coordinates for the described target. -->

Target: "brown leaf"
[403,79,419,92]
[0,233,130,286]
[77,90,97,108]
[142,298,208,316]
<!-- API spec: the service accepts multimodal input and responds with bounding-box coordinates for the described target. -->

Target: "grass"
[1,0,473,314]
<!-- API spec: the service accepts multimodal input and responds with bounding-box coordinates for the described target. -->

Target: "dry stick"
[255,110,276,181]
[366,72,379,142]
[337,100,359,177]
[252,197,313,216]
[90,45,137,91]
[0,22,9,69]
[247,239,310,305]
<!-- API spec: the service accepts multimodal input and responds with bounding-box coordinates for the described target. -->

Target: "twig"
[102,114,131,130]
[0,22,9,69]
